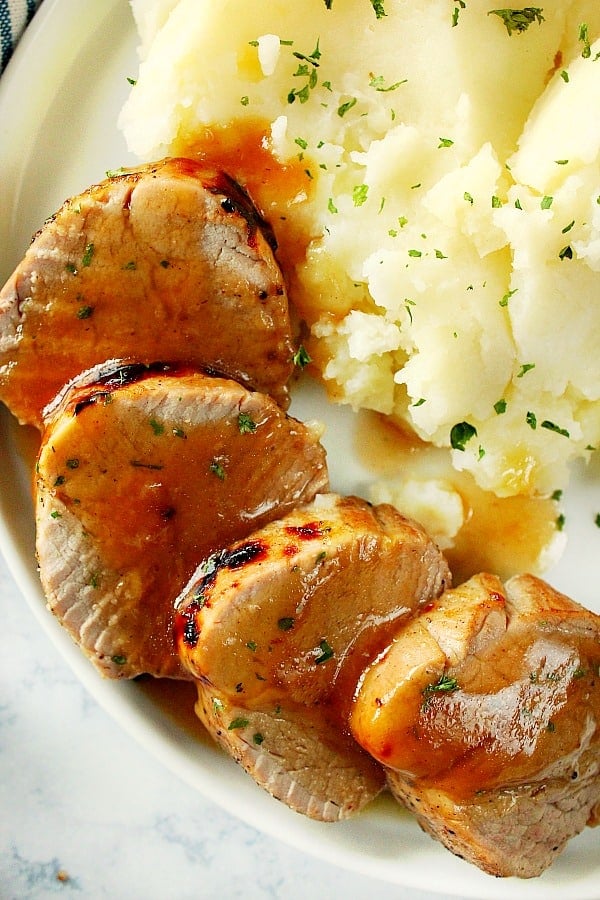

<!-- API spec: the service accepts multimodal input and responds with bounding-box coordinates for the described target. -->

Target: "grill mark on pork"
[351,572,600,877]
[0,158,295,428]
[35,365,328,679]
[176,494,451,820]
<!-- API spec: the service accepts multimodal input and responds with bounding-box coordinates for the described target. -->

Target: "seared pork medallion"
[351,572,600,877]
[0,158,294,429]
[35,362,328,679]
[175,494,451,821]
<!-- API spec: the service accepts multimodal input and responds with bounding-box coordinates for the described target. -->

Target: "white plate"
[0,2,599,897]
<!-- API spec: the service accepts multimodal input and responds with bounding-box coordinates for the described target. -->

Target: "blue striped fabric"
[1,0,42,74]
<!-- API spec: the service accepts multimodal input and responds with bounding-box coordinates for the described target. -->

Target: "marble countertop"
[0,550,452,900]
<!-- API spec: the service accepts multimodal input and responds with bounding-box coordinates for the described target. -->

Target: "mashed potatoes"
[120,0,600,561]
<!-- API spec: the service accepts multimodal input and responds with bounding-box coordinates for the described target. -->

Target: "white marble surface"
[0,552,454,900]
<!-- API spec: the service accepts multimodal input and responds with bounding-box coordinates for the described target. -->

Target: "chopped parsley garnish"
[293,344,311,368]
[562,220,575,234]
[526,410,537,429]
[66,458,80,469]
[541,420,570,438]
[122,260,137,270]
[369,74,406,91]
[315,639,334,664]
[253,733,264,745]
[111,655,127,666]
[438,137,454,148]
[209,459,227,480]
[352,184,369,207]
[450,421,477,451]
[452,0,466,26]
[488,8,545,36]
[595,514,600,528]
[77,305,94,320]
[238,413,257,434]
[578,22,591,58]
[517,362,535,377]
[277,616,295,631]
[559,244,573,260]
[82,242,95,267]
[556,513,566,531]
[246,640,258,652]
[149,418,165,436]
[464,191,474,205]
[494,399,507,415]
[491,195,503,208]
[338,97,357,117]
[423,674,459,705]
[327,197,338,214]
[228,716,249,730]
[541,195,553,209]
[499,288,517,308]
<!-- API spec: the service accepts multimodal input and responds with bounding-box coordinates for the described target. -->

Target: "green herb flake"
[352,184,369,207]
[338,97,357,117]
[464,191,474,205]
[212,698,225,713]
[122,260,137,270]
[327,197,338,214]
[253,732,265,745]
[412,397,426,407]
[240,96,250,106]
[494,399,507,415]
[82,242,95,268]
[277,616,295,631]
[228,716,249,731]
[369,74,406,92]
[450,421,477,451]
[423,674,460,705]
[370,0,387,17]
[517,362,536,378]
[295,137,308,150]
[559,244,573,260]
[209,459,226,480]
[88,572,100,589]
[555,159,569,166]
[65,262,77,275]
[149,418,165,436]
[126,76,137,86]
[556,513,566,531]
[315,639,334,665]
[499,288,518,308]
[77,305,94,320]
[160,259,171,268]
[560,69,569,82]
[541,195,553,210]
[408,249,422,258]
[491,195,503,208]
[111,654,127,666]
[54,475,65,487]
[293,344,311,368]
[562,220,575,235]
[541,420,570,438]
[526,410,537,429]
[579,22,591,58]
[172,426,187,439]
[488,8,545,36]
[50,510,62,519]
[238,413,257,434]
[66,458,80,470]
[551,489,563,501]
[435,249,447,259]
[246,640,258,652]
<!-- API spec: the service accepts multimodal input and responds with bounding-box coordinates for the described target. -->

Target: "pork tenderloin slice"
[35,363,328,679]
[0,158,294,428]
[351,572,600,877]
[176,493,451,820]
